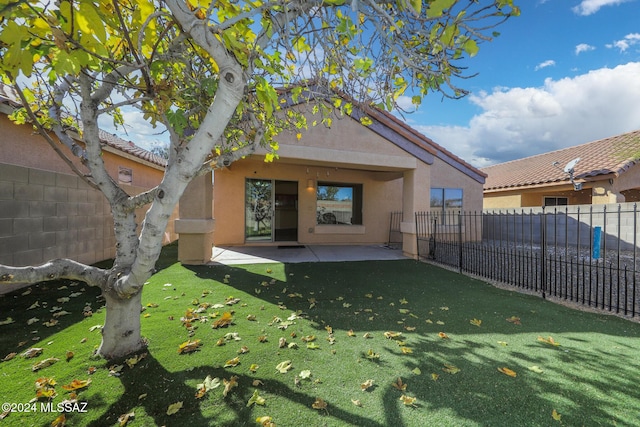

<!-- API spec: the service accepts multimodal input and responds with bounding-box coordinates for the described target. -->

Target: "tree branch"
[0,259,109,290]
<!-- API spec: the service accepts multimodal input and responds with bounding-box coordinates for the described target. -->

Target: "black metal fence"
[416,204,640,318]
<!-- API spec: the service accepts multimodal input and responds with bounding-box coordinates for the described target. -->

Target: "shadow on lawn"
[88,353,386,427]
[184,260,640,426]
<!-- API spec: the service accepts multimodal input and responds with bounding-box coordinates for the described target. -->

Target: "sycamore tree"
[0,0,518,359]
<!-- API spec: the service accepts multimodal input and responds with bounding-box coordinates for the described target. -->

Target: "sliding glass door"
[245,179,273,242]
[245,179,298,242]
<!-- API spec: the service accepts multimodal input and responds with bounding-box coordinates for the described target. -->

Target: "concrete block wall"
[0,163,113,268]
[0,163,179,293]
[483,202,640,251]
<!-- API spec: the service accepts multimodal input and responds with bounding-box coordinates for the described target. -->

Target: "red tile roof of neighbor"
[482,130,640,191]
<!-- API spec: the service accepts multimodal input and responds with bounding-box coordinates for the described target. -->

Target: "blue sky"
[405,0,640,167]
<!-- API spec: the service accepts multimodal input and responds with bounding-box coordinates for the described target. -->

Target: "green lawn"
[1,245,640,426]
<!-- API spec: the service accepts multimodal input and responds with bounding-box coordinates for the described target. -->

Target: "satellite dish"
[563,158,580,173]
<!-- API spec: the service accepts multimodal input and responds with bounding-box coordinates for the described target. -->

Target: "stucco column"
[175,172,215,264]
[401,168,429,258]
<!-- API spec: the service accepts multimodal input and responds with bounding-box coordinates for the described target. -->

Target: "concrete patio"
[210,244,407,265]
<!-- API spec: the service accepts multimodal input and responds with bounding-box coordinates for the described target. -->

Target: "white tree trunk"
[97,290,144,359]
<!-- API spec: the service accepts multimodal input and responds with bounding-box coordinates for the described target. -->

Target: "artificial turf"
[1,245,640,426]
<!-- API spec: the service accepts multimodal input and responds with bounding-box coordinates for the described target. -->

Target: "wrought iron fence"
[416,204,640,318]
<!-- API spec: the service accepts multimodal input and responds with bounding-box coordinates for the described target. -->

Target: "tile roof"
[482,130,640,191]
[0,83,166,168]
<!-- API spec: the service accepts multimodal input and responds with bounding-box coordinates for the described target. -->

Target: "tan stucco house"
[0,85,178,287]
[177,99,487,263]
[482,130,640,209]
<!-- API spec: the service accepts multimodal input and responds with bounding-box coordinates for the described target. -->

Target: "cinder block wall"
[0,163,178,293]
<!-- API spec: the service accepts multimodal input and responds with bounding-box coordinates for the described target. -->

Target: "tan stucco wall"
[430,157,483,212]
[213,158,403,245]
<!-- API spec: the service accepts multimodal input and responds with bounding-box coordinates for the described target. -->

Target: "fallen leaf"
[400,347,413,354]
[365,349,380,360]
[224,356,240,368]
[246,389,266,407]
[237,346,249,354]
[125,352,147,368]
[438,332,449,339]
[212,312,234,328]
[166,401,183,415]
[27,317,39,325]
[256,415,274,427]
[528,365,544,373]
[362,332,373,339]
[178,339,202,354]
[392,377,407,391]
[497,341,508,346]
[498,367,517,377]
[361,379,374,391]
[351,399,363,407]
[117,411,135,426]
[436,320,445,325]
[2,352,17,362]
[506,316,521,325]
[246,314,257,321]
[312,397,328,410]
[347,330,356,337]
[300,370,312,379]
[470,318,482,327]
[51,414,66,427]
[412,367,422,375]
[109,365,124,376]
[443,364,460,374]
[223,376,238,397]
[399,298,408,305]
[538,336,561,346]
[276,360,293,373]
[384,331,403,339]
[399,395,417,407]
[301,335,316,342]
[52,311,71,318]
[62,379,91,391]
[287,342,298,349]
[196,375,220,394]
[431,373,439,381]
[21,347,43,358]
[552,409,562,421]
[32,357,59,372]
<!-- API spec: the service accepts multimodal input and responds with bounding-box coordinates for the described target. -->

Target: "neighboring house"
[176,97,487,263]
[0,84,178,292]
[482,130,640,209]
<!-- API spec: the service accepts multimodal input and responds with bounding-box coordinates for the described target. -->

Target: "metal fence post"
[458,211,463,273]
[541,206,547,299]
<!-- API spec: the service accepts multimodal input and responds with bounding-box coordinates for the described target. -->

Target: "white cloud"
[575,43,596,55]
[606,33,640,52]
[535,60,556,71]
[572,0,631,16]
[414,62,640,167]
